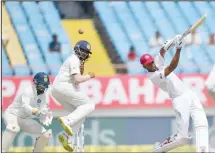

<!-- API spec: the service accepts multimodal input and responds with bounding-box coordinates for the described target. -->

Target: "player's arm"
[73,73,95,83]
[160,38,176,58]
[70,60,95,83]
[21,90,40,116]
[164,35,184,77]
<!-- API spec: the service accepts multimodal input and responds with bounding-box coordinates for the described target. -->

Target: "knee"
[42,129,52,138]
[6,124,20,133]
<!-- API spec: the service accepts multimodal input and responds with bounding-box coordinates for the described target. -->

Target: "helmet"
[33,72,50,95]
[140,53,154,65]
[74,40,92,61]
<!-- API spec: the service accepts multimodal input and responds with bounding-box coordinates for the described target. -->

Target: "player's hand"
[32,108,40,117]
[175,35,185,49]
[88,72,95,78]
[39,109,53,126]
[162,39,175,51]
[80,61,84,75]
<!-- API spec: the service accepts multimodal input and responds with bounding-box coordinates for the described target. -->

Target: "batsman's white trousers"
[173,90,209,152]
[205,64,215,101]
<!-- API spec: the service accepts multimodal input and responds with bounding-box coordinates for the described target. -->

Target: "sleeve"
[69,57,81,75]
[151,68,166,81]
[154,53,165,67]
[21,89,34,116]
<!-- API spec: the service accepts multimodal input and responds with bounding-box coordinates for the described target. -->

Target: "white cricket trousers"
[51,82,95,132]
[173,90,209,152]
[205,64,215,101]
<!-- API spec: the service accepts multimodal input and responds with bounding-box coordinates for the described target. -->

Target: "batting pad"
[153,136,191,152]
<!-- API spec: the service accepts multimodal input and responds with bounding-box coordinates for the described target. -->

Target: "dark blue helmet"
[33,72,50,95]
[74,40,92,61]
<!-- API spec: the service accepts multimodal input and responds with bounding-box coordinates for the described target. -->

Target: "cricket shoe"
[58,133,73,152]
[153,142,166,153]
[58,117,73,136]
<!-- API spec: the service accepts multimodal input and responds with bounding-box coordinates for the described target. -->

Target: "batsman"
[2,72,53,152]
[51,40,95,151]
[140,35,209,152]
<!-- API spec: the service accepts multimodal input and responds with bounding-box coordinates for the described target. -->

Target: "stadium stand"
[94,1,214,74]
[2,4,30,76]
[2,47,13,76]
[2,1,214,76]
[62,19,116,76]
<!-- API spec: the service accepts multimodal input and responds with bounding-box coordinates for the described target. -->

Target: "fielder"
[2,72,53,152]
[140,35,209,152]
[205,63,215,101]
[51,40,95,151]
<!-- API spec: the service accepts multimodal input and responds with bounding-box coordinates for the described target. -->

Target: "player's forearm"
[74,74,91,83]
[169,49,181,71]
[159,47,166,58]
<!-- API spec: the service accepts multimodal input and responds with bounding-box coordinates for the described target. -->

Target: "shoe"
[58,117,73,136]
[58,134,73,152]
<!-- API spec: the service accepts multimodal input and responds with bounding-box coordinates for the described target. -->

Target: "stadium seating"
[62,19,116,76]
[2,47,13,76]
[2,1,214,76]
[94,1,214,74]
[3,4,30,76]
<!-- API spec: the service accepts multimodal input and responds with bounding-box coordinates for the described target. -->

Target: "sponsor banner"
[2,74,215,110]
[1,116,215,147]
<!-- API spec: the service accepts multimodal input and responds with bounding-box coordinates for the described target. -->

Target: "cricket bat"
[168,13,207,49]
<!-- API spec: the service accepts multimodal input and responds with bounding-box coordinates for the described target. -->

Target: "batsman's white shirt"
[53,54,80,88]
[147,53,189,99]
[6,86,49,119]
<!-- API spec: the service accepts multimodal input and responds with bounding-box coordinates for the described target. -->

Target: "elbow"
[74,75,84,83]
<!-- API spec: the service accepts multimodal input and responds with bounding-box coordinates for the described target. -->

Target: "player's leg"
[18,118,52,152]
[153,94,191,152]
[58,118,85,152]
[52,87,94,136]
[2,111,20,152]
[190,91,209,152]
[205,64,215,101]
[55,99,85,151]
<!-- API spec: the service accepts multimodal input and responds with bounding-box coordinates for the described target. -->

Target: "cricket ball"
[78,29,84,34]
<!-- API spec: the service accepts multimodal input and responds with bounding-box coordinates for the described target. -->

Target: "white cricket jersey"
[147,53,189,99]
[6,86,49,119]
[53,54,80,87]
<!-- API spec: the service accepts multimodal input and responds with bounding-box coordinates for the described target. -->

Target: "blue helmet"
[33,72,50,95]
[74,40,92,61]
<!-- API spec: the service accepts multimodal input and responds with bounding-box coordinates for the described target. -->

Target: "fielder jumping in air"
[2,72,53,152]
[140,35,209,152]
[51,40,95,151]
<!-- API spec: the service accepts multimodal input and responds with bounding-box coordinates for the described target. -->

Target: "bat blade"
[172,13,207,43]
[190,13,207,32]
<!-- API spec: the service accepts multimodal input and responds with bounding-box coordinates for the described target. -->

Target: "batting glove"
[162,39,175,51]
[175,35,185,49]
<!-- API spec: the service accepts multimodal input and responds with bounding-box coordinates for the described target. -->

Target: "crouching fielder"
[140,35,209,152]
[2,72,53,152]
[51,40,95,151]
[205,63,215,101]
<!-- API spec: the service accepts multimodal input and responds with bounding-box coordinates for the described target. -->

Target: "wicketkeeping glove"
[39,108,53,126]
